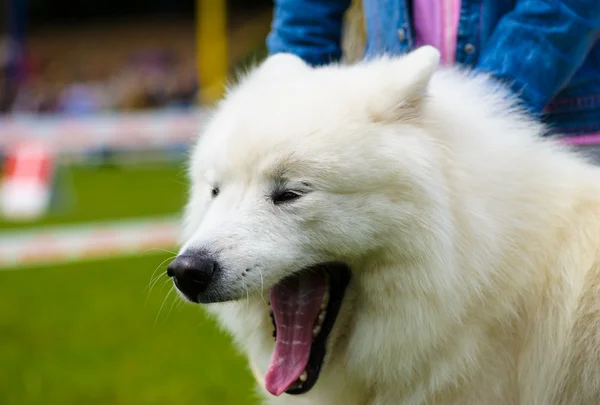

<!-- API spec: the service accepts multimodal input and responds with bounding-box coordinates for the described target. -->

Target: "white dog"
[168,46,600,404]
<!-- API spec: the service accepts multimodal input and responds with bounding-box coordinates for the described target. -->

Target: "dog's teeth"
[318,312,326,324]
[299,371,307,382]
[313,325,321,337]
[321,292,329,309]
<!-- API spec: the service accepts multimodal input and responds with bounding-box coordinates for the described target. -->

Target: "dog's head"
[169,46,445,395]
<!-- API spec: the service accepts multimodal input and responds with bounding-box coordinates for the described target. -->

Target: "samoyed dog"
[167,46,600,404]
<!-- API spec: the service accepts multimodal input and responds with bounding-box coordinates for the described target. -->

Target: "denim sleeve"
[266,0,352,66]
[475,0,600,114]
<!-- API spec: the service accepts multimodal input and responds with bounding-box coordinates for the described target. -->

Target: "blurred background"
[2,1,599,405]
[0,1,272,404]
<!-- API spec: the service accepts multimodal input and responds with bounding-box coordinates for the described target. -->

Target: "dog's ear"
[367,46,440,122]
[257,53,311,78]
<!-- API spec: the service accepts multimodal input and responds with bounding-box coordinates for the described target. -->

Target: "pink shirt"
[413,0,461,65]
[412,1,599,142]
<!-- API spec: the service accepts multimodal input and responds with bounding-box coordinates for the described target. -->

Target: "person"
[266,0,600,137]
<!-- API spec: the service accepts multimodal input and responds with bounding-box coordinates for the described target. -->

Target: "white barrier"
[0,216,180,269]
[0,108,209,154]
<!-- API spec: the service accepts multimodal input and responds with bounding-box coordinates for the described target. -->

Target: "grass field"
[0,163,261,405]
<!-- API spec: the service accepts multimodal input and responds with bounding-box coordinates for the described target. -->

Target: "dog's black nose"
[167,254,218,302]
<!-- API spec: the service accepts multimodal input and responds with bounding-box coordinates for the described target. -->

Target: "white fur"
[179,47,600,404]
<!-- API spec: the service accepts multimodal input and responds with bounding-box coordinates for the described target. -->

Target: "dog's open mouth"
[265,262,351,396]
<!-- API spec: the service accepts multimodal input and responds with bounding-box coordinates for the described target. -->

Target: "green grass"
[0,163,261,404]
[0,254,260,405]
[0,162,189,231]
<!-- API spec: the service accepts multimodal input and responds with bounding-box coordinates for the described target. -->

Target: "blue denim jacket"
[267,0,600,136]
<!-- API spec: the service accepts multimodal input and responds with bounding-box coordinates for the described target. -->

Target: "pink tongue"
[265,272,326,396]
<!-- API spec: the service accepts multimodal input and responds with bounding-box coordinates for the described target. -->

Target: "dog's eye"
[272,190,302,205]
[211,187,220,198]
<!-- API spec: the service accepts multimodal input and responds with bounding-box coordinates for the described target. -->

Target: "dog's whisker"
[141,248,178,257]
[145,274,169,308]
[157,277,173,294]
[145,255,177,292]
[146,269,168,293]
[154,287,175,327]
[164,288,179,321]
[256,266,268,307]
[241,277,250,310]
